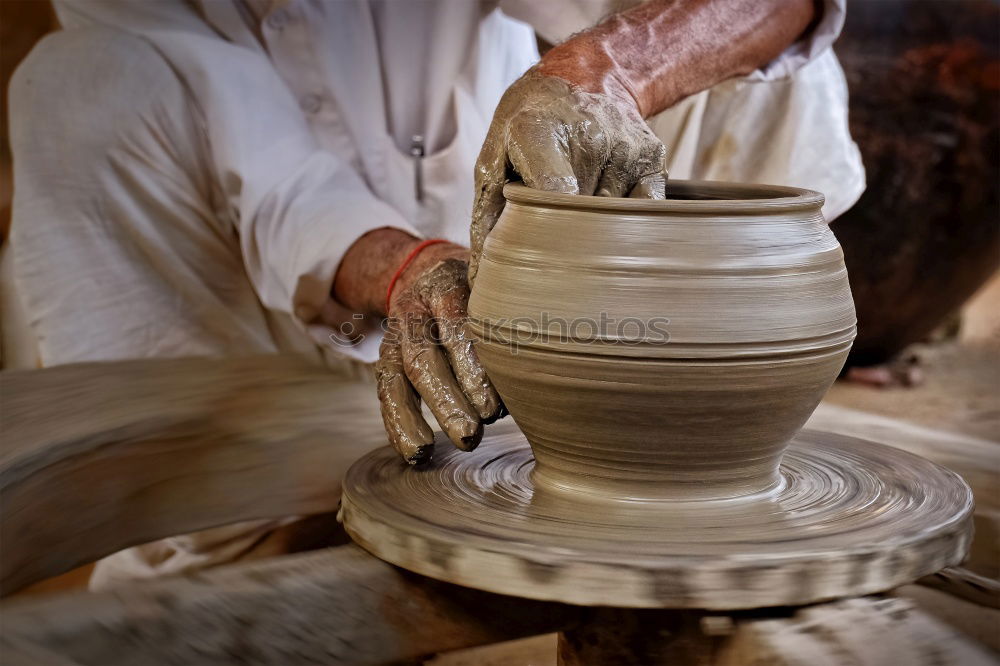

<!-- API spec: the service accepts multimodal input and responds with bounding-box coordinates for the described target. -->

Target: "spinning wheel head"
[342,424,973,609]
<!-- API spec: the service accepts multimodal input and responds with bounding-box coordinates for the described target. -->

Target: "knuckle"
[376,339,400,364]
[432,258,470,283]
[402,341,433,376]
[509,109,538,133]
[375,360,401,392]
[631,141,666,175]
[650,140,667,162]
[638,129,666,158]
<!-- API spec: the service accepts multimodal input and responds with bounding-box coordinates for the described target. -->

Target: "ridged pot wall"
[468,182,857,500]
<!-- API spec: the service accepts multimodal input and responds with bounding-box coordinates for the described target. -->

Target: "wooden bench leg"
[556,598,997,666]
[557,608,715,665]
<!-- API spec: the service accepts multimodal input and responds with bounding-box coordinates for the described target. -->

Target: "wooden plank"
[0,354,388,594]
[5,549,992,666]
[918,567,1000,609]
[717,597,997,666]
[555,598,996,666]
[0,543,580,666]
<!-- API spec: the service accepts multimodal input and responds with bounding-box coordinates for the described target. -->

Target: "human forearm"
[332,228,467,316]
[536,0,817,118]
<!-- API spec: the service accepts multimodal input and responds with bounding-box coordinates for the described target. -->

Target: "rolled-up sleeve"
[747,0,847,81]
[145,32,419,325]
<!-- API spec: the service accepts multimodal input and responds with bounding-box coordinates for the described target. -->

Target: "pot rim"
[503,180,825,214]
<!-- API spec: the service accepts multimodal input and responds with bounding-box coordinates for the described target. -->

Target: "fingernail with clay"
[482,401,508,425]
[458,422,484,452]
[406,444,434,466]
[474,391,501,422]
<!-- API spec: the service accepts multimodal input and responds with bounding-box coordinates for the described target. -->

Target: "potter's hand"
[378,254,503,463]
[333,229,503,464]
[469,70,667,284]
[469,0,820,284]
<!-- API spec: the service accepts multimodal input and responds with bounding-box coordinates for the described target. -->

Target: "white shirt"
[4,0,862,583]
[9,0,861,367]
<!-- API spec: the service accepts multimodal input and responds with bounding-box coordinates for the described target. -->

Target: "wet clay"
[344,182,972,608]
[468,182,856,499]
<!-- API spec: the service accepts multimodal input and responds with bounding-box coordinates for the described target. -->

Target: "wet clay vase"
[468,182,857,501]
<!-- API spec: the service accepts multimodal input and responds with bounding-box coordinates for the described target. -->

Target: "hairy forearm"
[333,228,417,314]
[333,228,466,315]
[537,0,817,118]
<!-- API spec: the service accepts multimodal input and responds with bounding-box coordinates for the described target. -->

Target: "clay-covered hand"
[469,70,668,284]
[376,254,504,464]
[469,0,820,284]
[332,230,504,464]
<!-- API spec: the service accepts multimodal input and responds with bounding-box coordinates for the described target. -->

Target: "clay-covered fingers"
[596,128,668,199]
[423,260,503,423]
[471,90,584,285]
[507,112,583,195]
[399,310,484,452]
[470,70,672,287]
[379,256,500,464]
[469,151,506,287]
[375,319,435,464]
[628,169,668,199]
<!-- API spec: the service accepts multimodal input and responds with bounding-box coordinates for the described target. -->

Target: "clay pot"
[468,182,856,501]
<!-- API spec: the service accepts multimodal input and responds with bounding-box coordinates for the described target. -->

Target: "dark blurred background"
[833,0,999,367]
[1,0,57,238]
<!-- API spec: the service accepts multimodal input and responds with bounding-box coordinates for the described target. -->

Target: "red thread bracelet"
[385,238,447,314]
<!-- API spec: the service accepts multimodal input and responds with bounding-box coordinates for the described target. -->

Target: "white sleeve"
[498,0,615,45]
[746,0,847,81]
[142,32,420,325]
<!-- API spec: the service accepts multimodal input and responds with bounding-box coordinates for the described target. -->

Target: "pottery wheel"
[341,422,973,610]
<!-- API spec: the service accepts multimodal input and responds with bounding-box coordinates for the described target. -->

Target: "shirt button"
[266,9,288,30]
[300,94,323,114]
